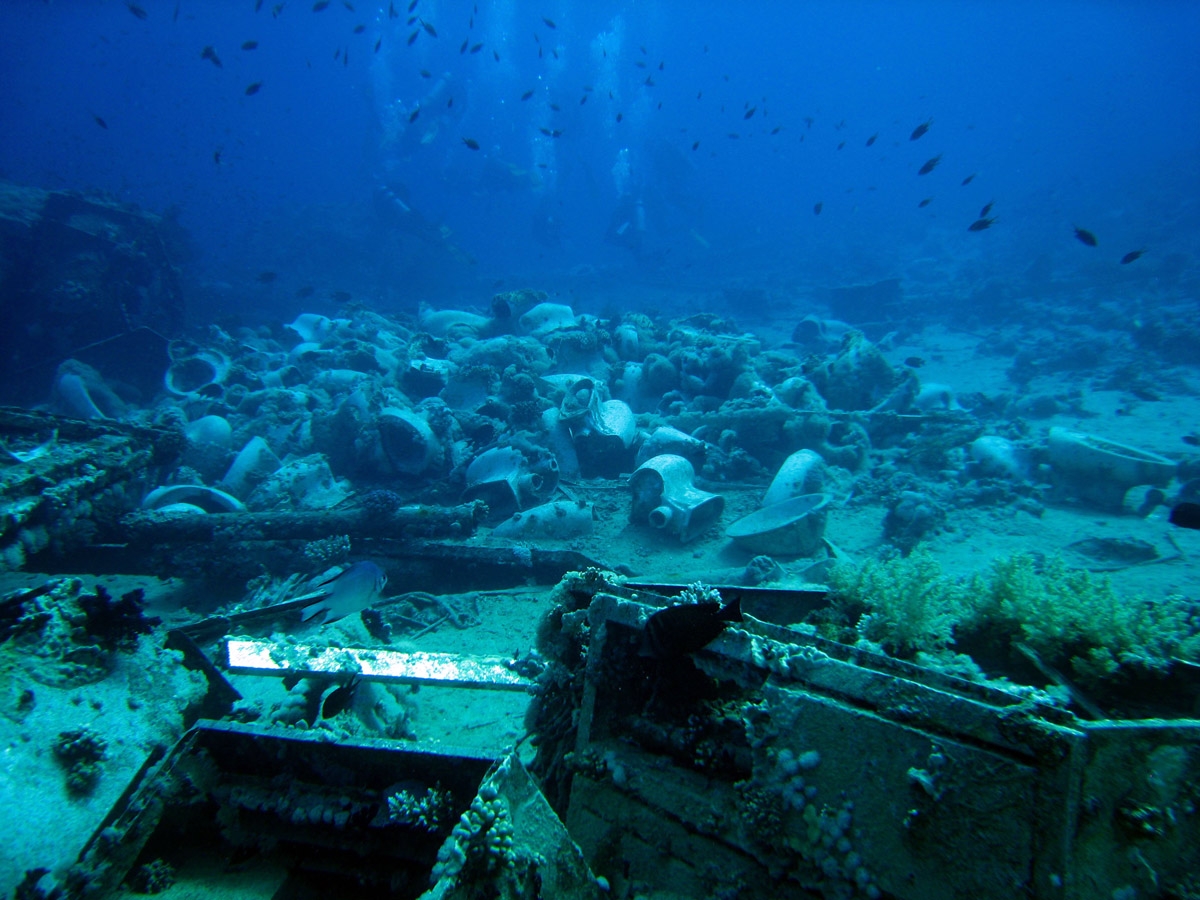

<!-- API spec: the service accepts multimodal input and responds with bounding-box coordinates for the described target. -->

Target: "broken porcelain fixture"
[164,341,231,399]
[762,449,827,506]
[142,483,246,514]
[378,407,441,476]
[575,392,637,477]
[629,454,725,543]
[286,313,339,344]
[969,435,1031,481]
[726,493,831,557]
[636,426,706,468]
[1046,426,1177,512]
[220,435,282,498]
[491,499,594,540]
[462,446,548,524]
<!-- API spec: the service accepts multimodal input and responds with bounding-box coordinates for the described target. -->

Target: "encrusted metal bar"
[225,638,531,691]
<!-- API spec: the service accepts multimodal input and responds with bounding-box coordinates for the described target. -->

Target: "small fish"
[446,96,453,107]
[353,24,365,33]
[245,81,263,95]
[344,1,356,9]
[615,112,623,122]
[471,41,482,53]
[300,561,388,625]
[910,118,932,140]
[408,106,420,122]
[813,201,823,215]
[837,140,846,150]
[691,140,700,150]
[641,596,742,659]
[644,75,655,86]
[312,0,329,10]
[407,0,417,10]
[407,30,418,45]
[420,18,436,36]
[961,172,976,185]
[1120,248,1146,265]
[462,137,480,149]
[918,197,932,208]
[770,126,781,135]
[321,676,361,718]
[419,69,431,78]
[1073,226,1098,247]
[213,148,222,164]
[92,113,108,129]
[865,132,878,146]
[493,49,500,61]
[332,290,352,303]
[904,356,926,368]
[744,106,756,120]
[1181,434,1199,447]
[296,285,315,298]
[549,103,560,111]
[968,216,996,232]
[272,3,285,17]
[804,116,814,128]
[460,38,468,53]
[580,94,588,105]
[343,47,349,65]
[242,40,259,50]
[918,154,942,175]
[200,45,223,67]
[256,0,264,10]
[521,89,534,101]
[979,200,994,218]
[125,1,149,19]
[542,16,556,28]
[388,1,397,19]
[256,270,277,283]
[374,37,381,52]
[1169,502,1200,531]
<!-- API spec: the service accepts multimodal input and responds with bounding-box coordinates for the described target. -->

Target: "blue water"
[2,1,1197,317]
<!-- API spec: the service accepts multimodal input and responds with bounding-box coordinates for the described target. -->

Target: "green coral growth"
[830,550,1200,690]
[830,549,968,657]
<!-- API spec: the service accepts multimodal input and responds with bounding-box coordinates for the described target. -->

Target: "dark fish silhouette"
[968,216,996,231]
[1073,226,1098,247]
[837,141,846,150]
[813,201,823,215]
[1120,249,1146,264]
[245,82,263,95]
[256,271,277,283]
[407,30,418,45]
[542,16,556,28]
[374,37,381,52]
[918,154,942,175]
[470,42,482,53]
[692,140,700,150]
[910,118,932,140]
[354,24,365,33]
[918,197,932,208]
[460,38,468,53]
[420,18,436,36]
[979,200,994,217]
[213,148,222,164]
[92,114,108,129]
[462,137,480,149]
[961,172,976,185]
[201,45,223,67]
[904,356,926,368]
[321,676,361,718]
[408,0,417,10]
[388,1,397,19]
[865,132,878,146]
[312,0,329,10]
[125,1,149,19]
[521,90,534,100]
[408,107,420,122]
[770,125,782,135]
[1169,502,1200,530]
[641,596,742,659]
[744,106,756,119]
[242,41,259,50]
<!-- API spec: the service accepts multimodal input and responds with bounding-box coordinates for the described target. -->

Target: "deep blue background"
[1,0,1197,320]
